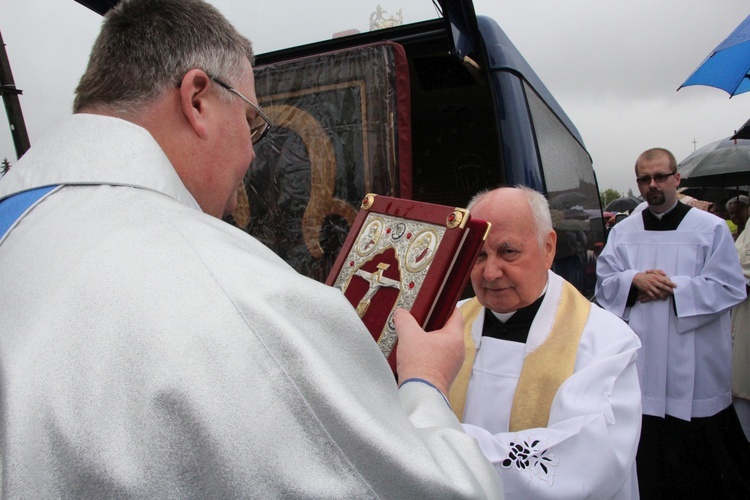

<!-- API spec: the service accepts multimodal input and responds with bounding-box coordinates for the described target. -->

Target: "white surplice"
[596,205,746,420]
[732,227,750,402]
[0,114,501,498]
[732,226,750,440]
[460,271,642,499]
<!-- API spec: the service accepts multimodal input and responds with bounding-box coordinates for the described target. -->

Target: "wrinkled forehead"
[480,207,533,245]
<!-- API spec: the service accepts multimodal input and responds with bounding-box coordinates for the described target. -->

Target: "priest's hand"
[394,307,465,396]
[633,269,676,302]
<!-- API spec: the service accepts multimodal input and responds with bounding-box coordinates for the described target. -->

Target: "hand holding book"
[393,307,466,396]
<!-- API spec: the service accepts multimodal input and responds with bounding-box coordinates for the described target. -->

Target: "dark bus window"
[524,82,602,297]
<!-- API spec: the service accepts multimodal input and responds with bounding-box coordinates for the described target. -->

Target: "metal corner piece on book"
[447,208,469,229]
[361,193,376,210]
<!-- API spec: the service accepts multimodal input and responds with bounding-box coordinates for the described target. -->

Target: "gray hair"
[467,186,553,249]
[73,0,254,114]
[726,195,750,210]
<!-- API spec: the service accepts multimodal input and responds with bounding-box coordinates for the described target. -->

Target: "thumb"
[393,308,419,338]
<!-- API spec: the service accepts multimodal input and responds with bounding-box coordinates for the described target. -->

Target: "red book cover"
[326,194,489,372]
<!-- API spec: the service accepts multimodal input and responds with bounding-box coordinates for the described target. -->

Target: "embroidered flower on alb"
[501,438,559,486]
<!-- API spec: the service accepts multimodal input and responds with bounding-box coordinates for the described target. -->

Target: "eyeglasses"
[635,172,675,186]
[211,77,272,145]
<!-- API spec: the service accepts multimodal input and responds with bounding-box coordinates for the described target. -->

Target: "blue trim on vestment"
[0,185,58,240]
[399,378,451,408]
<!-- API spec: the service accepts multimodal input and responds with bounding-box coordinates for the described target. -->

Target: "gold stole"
[448,282,591,431]
[448,297,483,422]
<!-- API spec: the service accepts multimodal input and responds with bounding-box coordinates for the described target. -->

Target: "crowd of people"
[1,0,749,498]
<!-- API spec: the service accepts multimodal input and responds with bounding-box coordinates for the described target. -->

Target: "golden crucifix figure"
[352,262,401,317]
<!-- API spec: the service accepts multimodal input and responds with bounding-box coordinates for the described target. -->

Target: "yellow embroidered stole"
[448,282,591,430]
[448,298,482,421]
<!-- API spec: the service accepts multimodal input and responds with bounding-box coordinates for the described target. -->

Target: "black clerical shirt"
[481,294,545,344]
[624,201,692,307]
[641,201,691,231]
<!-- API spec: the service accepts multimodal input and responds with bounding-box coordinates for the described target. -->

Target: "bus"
[77,0,605,297]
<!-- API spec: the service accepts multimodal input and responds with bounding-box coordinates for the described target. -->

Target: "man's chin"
[482,290,517,313]
[647,193,665,206]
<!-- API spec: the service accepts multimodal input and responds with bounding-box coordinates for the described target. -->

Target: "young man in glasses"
[596,147,750,497]
[0,0,500,497]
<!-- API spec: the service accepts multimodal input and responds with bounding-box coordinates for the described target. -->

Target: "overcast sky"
[2,0,749,196]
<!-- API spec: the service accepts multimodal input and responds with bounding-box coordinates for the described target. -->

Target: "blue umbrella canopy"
[680,15,750,97]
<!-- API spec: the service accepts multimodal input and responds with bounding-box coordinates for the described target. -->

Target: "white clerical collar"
[648,199,678,220]
[491,282,549,323]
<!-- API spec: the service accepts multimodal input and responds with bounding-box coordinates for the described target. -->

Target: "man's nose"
[482,254,504,280]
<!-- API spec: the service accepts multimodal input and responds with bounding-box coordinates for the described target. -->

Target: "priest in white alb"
[0,1,503,496]
[451,186,642,499]
[596,147,750,498]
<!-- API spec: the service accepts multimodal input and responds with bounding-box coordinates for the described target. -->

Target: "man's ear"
[545,230,557,268]
[178,69,212,139]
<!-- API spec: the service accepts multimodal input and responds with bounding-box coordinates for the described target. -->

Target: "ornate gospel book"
[326,194,490,372]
